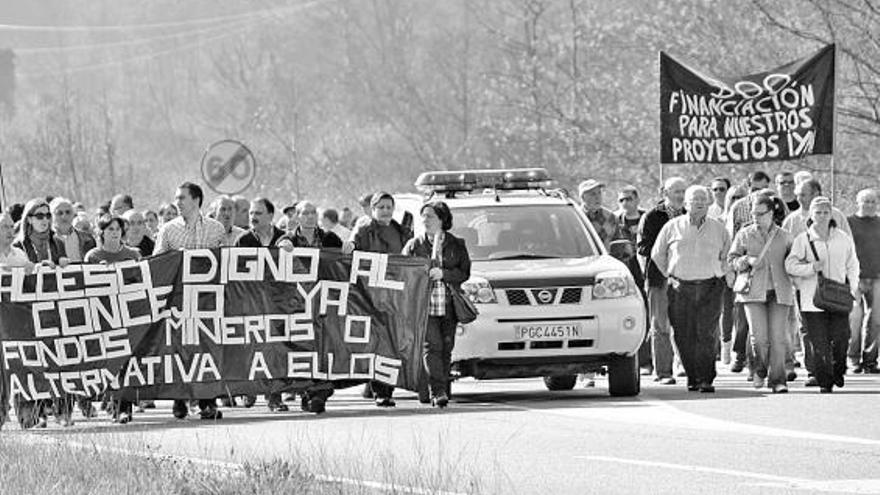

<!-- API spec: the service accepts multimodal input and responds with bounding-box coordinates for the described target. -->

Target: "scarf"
[28,229,51,262]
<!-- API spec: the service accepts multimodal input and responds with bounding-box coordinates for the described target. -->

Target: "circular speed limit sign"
[200,140,257,195]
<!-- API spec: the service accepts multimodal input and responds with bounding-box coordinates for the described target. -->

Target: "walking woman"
[729,195,794,393]
[403,201,471,407]
[345,191,413,407]
[85,215,141,422]
[785,197,859,393]
[12,199,70,427]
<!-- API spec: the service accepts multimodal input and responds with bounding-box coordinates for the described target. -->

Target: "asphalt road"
[6,368,880,495]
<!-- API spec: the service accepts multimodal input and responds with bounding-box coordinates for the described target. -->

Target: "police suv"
[406,168,647,396]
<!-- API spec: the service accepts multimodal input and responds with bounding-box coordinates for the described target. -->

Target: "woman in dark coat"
[12,199,70,428]
[403,201,471,407]
[344,192,413,407]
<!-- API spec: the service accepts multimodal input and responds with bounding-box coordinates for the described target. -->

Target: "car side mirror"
[608,240,634,261]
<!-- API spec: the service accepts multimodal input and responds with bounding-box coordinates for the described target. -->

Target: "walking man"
[652,186,730,392]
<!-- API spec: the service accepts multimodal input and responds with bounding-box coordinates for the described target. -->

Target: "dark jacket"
[638,202,678,287]
[402,232,471,293]
[236,226,287,248]
[14,233,67,264]
[352,219,412,254]
[277,226,342,249]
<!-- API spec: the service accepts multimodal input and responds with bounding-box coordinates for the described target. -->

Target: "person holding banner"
[276,200,343,414]
[345,191,413,407]
[785,197,859,393]
[84,215,141,423]
[12,199,72,427]
[0,212,33,428]
[403,201,471,408]
[154,182,226,420]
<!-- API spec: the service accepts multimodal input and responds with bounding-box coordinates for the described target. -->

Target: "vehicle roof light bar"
[415,168,553,194]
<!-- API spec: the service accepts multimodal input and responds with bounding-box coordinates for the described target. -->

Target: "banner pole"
[831,44,838,203]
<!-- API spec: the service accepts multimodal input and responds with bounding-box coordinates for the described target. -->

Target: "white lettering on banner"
[182,248,320,285]
[349,251,405,290]
[284,352,401,384]
[6,368,120,400]
[320,281,349,316]
[164,314,315,346]
[1,329,131,369]
[121,353,223,387]
[248,351,272,380]
[344,315,372,343]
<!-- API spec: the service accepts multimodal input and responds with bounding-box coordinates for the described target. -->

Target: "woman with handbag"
[785,196,860,393]
[728,196,794,393]
[403,201,471,408]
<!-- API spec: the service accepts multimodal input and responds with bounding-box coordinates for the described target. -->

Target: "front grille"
[560,288,583,304]
[505,289,530,305]
[530,340,563,349]
[504,287,584,305]
[568,339,594,348]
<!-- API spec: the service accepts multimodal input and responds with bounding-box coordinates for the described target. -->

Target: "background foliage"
[0,0,877,212]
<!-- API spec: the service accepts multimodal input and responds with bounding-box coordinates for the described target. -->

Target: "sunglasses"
[30,212,52,220]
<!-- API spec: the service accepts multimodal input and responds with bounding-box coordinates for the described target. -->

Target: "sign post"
[200,139,257,195]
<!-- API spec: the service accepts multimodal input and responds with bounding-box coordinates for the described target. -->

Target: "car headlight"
[461,276,497,303]
[592,271,638,299]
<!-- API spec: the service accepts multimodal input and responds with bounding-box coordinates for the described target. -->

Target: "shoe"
[242,395,256,408]
[172,400,188,419]
[786,371,797,382]
[135,405,145,413]
[687,384,700,392]
[730,359,745,373]
[753,376,765,389]
[658,377,676,385]
[772,384,788,394]
[199,407,223,420]
[833,375,844,388]
[582,379,596,388]
[432,393,449,408]
[640,366,654,376]
[864,365,880,374]
[116,413,132,424]
[375,397,396,408]
[308,397,326,414]
[805,376,819,387]
[300,394,311,412]
[676,370,687,378]
[721,342,732,365]
[819,386,832,393]
[268,402,289,413]
[746,374,753,382]
[699,383,715,393]
[852,365,864,374]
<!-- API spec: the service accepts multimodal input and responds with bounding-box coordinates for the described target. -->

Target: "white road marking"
[496,398,880,447]
[7,433,467,495]
[577,456,880,494]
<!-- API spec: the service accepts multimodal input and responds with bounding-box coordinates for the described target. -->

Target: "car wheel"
[608,354,641,397]
[543,375,577,391]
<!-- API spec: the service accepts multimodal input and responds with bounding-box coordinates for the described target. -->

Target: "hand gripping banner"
[0,248,430,406]
[660,44,835,164]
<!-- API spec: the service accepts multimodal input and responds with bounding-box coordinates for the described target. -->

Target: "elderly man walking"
[154,182,227,420]
[848,189,880,374]
[652,185,730,392]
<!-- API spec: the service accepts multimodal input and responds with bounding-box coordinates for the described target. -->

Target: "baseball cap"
[578,179,605,197]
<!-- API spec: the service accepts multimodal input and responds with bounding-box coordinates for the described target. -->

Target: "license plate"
[514,323,582,340]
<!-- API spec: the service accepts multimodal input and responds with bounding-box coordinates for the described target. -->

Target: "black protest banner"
[660,44,835,164]
[0,248,430,405]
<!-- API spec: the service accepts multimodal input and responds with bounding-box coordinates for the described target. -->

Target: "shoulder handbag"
[733,228,777,294]
[448,284,479,324]
[807,235,854,314]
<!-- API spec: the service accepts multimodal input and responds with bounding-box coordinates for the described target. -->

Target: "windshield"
[449,204,598,261]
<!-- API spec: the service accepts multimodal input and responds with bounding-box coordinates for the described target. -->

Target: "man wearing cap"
[578,179,619,249]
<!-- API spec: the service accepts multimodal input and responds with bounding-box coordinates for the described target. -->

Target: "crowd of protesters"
[577,170,876,396]
[3,168,878,428]
[1,183,471,428]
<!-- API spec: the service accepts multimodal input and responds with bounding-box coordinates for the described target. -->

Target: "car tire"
[608,354,641,397]
[543,375,577,391]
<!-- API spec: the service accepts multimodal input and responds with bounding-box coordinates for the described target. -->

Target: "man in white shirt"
[50,197,95,262]
[320,208,351,242]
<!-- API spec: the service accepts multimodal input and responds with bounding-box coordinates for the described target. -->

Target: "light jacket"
[785,225,859,312]
[728,224,794,305]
